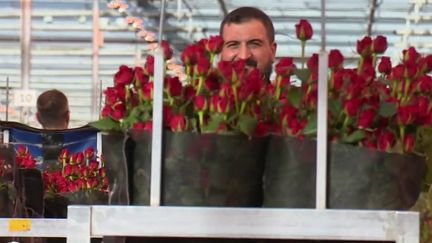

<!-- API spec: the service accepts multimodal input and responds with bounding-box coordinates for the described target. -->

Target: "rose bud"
[356,36,372,57]
[161,40,173,60]
[403,134,415,153]
[403,47,420,65]
[275,57,296,77]
[114,65,134,86]
[357,108,376,129]
[372,35,387,54]
[195,56,211,76]
[133,121,153,131]
[206,35,224,54]
[328,49,344,69]
[144,55,155,76]
[194,95,208,112]
[295,19,313,41]
[377,129,395,151]
[84,147,94,159]
[378,56,392,74]
[170,114,188,132]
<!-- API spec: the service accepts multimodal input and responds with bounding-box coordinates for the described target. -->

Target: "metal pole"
[20,0,31,124]
[5,76,9,121]
[320,0,326,51]
[316,0,328,210]
[157,0,167,44]
[92,0,101,120]
[20,0,31,90]
[150,0,167,207]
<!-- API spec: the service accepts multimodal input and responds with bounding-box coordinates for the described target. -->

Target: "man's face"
[221,19,277,80]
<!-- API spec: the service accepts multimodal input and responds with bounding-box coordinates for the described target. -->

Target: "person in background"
[36,89,69,129]
[220,6,277,82]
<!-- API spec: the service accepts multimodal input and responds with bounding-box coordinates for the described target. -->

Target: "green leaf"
[237,114,257,136]
[302,113,317,136]
[378,101,397,118]
[294,68,311,83]
[328,99,342,116]
[204,113,225,132]
[89,117,121,132]
[287,86,302,108]
[341,130,365,143]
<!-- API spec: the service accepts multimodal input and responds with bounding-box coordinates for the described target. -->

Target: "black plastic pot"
[130,130,267,207]
[263,135,426,210]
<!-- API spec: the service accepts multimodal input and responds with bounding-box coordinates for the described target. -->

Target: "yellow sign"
[8,219,32,232]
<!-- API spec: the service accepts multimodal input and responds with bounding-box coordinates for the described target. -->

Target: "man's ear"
[36,112,42,126]
[271,42,277,60]
[66,111,70,127]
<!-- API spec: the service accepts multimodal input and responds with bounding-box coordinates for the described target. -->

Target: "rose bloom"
[295,19,313,41]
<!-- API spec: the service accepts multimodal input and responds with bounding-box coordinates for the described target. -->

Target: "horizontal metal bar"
[0,218,68,237]
[91,206,419,242]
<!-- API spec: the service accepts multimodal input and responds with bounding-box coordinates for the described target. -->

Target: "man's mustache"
[230,55,258,68]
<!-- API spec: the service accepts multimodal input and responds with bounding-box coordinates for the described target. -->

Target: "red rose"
[114,65,134,86]
[132,121,152,131]
[390,64,405,81]
[206,35,224,54]
[403,134,415,153]
[372,35,387,54]
[343,98,362,117]
[397,105,417,125]
[196,56,211,76]
[84,147,94,159]
[161,40,173,60]
[163,105,174,127]
[218,61,234,82]
[295,19,313,41]
[141,82,153,100]
[356,36,372,57]
[134,66,149,86]
[275,57,296,77]
[110,103,126,121]
[204,72,220,91]
[182,85,196,100]
[181,44,203,66]
[377,129,395,151]
[144,55,154,76]
[328,49,344,69]
[360,138,377,150]
[307,53,318,70]
[170,114,188,132]
[416,75,432,93]
[425,54,432,73]
[357,108,376,129]
[255,122,270,137]
[288,118,306,136]
[101,105,112,118]
[360,63,376,84]
[403,47,420,65]
[216,96,230,113]
[404,62,418,79]
[194,95,208,111]
[239,69,265,100]
[378,56,392,74]
[164,76,182,97]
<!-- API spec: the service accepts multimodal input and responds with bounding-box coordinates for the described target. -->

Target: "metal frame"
[0,1,421,242]
[0,206,420,243]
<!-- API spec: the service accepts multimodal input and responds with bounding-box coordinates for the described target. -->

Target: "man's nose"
[237,44,252,60]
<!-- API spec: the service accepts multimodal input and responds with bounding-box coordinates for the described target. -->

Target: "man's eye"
[249,42,262,47]
[226,43,238,48]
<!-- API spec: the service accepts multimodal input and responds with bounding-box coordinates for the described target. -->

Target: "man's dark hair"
[220,7,275,43]
[37,89,69,129]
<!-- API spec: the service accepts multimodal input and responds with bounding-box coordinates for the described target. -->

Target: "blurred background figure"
[36,89,69,130]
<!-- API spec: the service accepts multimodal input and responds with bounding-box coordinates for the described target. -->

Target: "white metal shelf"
[0,206,420,243]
